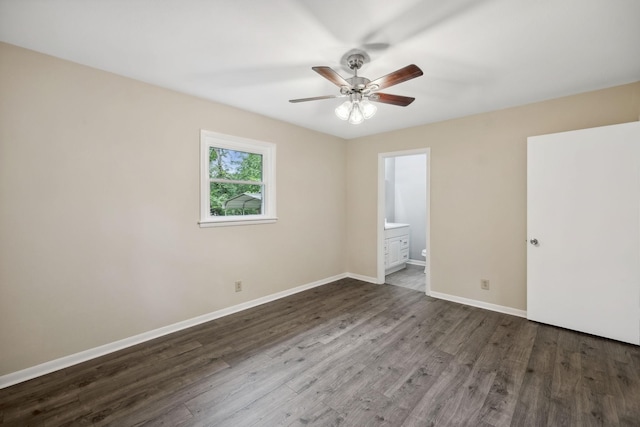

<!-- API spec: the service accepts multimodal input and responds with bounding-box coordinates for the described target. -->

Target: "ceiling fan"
[289,53,423,125]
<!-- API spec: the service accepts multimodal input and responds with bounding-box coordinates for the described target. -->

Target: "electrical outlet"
[235,281,242,292]
[481,279,490,290]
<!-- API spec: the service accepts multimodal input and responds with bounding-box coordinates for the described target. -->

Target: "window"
[200,130,276,227]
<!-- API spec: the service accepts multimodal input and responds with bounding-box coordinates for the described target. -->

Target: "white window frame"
[199,130,277,227]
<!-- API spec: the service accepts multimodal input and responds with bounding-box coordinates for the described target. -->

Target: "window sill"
[199,217,278,228]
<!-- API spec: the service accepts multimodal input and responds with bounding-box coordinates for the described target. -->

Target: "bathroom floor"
[385,264,425,292]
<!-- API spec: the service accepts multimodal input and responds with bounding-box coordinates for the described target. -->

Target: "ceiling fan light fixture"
[348,102,365,125]
[335,94,376,124]
[335,100,352,120]
[360,99,377,119]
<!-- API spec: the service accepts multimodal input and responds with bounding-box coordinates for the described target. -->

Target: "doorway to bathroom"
[377,149,430,295]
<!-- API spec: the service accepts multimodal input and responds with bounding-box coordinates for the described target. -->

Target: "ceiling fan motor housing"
[343,76,373,95]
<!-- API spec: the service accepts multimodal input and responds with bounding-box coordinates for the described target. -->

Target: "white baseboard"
[346,272,381,284]
[407,259,426,267]
[0,273,348,389]
[429,291,527,318]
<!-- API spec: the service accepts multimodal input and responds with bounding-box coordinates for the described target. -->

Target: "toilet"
[421,249,427,273]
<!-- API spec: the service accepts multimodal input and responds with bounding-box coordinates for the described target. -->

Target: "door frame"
[377,148,431,295]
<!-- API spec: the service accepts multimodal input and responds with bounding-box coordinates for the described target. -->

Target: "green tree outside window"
[209,148,264,216]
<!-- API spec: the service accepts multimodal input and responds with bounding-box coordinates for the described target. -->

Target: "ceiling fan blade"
[369,93,415,106]
[289,94,344,103]
[312,66,351,88]
[367,64,423,91]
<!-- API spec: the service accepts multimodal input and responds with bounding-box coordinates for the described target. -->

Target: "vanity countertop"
[384,222,410,230]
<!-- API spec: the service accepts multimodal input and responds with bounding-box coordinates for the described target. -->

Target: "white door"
[527,121,640,345]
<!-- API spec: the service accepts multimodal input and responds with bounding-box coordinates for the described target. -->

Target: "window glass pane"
[209,183,263,216]
[209,147,263,181]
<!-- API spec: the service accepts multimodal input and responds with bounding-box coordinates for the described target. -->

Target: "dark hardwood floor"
[1,278,639,426]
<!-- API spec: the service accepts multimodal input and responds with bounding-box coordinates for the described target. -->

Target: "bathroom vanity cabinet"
[384,224,410,275]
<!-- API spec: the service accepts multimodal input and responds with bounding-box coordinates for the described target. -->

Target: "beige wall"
[0,43,347,375]
[2,40,639,378]
[346,81,640,311]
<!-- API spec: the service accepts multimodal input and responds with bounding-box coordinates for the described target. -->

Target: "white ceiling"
[1,0,639,139]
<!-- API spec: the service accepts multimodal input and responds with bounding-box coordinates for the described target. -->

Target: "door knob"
[529,238,539,246]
